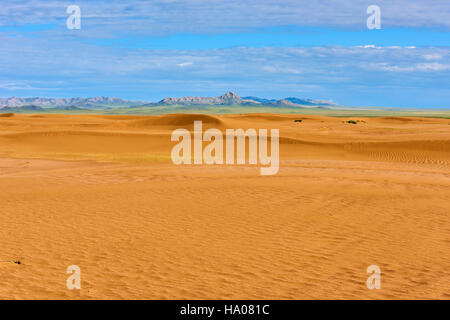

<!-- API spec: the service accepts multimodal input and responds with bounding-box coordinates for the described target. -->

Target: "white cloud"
[371,61,450,72]
[0,81,58,91]
[1,0,449,33]
[372,63,414,72]
[263,66,277,73]
[177,62,194,67]
[423,53,443,60]
[416,62,450,71]
[0,82,32,90]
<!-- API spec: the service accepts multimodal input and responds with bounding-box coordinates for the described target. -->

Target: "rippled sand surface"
[1,113,449,299]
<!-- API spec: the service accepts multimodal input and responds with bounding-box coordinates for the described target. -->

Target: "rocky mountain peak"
[218,91,242,104]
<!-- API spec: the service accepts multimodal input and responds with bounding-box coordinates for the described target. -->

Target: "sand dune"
[0,113,449,299]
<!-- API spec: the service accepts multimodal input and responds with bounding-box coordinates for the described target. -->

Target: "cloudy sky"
[1,0,450,107]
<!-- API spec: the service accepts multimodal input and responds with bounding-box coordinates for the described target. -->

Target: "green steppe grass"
[2,104,450,118]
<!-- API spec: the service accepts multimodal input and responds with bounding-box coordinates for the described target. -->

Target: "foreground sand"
[0,113,449,299]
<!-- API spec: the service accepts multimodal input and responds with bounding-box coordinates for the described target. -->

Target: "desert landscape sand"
[0,112,449,299]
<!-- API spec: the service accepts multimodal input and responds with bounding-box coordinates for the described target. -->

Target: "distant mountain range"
[0,96,146,109]
[145,92,336,107]
[0,92,336,109]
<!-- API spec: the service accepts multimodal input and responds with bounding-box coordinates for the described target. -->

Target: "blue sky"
[1,0,450,108]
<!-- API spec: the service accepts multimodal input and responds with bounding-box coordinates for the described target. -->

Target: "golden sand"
[0,113,449,299]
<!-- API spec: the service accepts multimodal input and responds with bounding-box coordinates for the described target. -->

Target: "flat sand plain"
[0,113,449,299]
